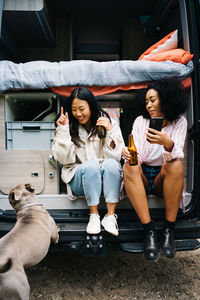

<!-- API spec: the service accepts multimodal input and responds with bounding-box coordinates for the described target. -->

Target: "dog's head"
[9,184,36,210]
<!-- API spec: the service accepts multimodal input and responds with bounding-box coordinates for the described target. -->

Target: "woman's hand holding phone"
[149,117,164,132]
[147,117,163,144]
[146,128,164,144]
[146,127,174,152]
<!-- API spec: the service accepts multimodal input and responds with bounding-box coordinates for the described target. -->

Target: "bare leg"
[123,162,160,260]
[89,205,99,215]
[106,202,117,215]
[123,162,151,224]
[154,159,184,222]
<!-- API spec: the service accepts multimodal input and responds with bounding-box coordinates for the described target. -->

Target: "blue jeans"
[70,159,123,206]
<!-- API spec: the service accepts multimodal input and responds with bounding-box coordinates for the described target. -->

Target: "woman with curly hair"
[52,87,124,236]
[122,77,188,261]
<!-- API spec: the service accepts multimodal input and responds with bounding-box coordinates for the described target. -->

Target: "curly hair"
[142,77,189,122]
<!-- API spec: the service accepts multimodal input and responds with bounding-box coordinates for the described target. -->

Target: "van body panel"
[183,0,200,217]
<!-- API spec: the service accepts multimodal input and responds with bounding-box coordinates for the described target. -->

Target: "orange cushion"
[51,78,191,97]
[144,48,193,64]
[139,30,178,60]
[51,84,150,97]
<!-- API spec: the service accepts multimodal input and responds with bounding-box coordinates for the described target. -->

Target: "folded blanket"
[0,59,194,92]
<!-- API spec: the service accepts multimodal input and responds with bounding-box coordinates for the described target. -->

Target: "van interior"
[0,0,192,201]
[0,0,198,255]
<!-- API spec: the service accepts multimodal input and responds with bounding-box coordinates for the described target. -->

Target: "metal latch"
[48,155,56,169]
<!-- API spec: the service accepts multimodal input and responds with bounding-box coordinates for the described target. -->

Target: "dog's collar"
[17,203,43,212]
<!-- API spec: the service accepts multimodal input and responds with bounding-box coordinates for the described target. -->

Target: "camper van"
[0,0,200,256]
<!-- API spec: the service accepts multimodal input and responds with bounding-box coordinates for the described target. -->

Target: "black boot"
[160,227,176,258]
[143,222,159,261]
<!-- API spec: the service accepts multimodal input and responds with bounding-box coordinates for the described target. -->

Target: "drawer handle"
[23,126,41,131]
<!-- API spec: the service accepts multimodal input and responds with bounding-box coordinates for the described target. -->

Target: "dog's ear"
[9,191,22,202]
[25,183,35,193]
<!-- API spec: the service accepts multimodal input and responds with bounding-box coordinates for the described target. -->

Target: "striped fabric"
[132,115,187,165]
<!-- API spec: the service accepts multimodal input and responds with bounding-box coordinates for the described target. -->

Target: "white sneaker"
[86,214,101,234]
[101,214,119,236]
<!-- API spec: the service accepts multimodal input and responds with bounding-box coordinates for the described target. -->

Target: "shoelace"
[114,214,119,230]
[108,214,118,230]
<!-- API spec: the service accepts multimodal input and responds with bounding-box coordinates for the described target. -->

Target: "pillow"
[138,30,178,60]
[144,48,193,64]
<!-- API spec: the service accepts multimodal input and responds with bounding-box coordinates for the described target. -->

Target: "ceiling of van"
[0,0,176,61]
[47,0,161,17]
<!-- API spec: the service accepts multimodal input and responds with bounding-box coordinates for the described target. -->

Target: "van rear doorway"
[0,0,200,256]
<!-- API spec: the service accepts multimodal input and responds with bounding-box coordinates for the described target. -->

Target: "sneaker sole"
[86,229,101,235]
[101,222,118,236]
[105,230,119,237]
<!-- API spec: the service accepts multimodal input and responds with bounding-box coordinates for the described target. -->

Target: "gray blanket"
[0,59,193,92]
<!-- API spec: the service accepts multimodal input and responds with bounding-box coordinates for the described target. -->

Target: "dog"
[0,183,59,300]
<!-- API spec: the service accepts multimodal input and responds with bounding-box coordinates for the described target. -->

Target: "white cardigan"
[52,119,125,197]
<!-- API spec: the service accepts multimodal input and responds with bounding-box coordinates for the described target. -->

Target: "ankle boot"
[143,229,159,261]
[160,228,176,258]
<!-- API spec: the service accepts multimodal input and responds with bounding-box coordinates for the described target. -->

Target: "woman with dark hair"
[122,77,188,261]
[52,87,124,236]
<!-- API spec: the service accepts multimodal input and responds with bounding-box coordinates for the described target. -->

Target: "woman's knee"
[82,160,100,176]
[102,159,121,175]
[162,159,184,177]
[123,162,141,181]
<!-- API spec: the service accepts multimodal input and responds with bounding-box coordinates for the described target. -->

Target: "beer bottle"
[128,134,138,165]
[97,111,107,139]
[97,125,106,139]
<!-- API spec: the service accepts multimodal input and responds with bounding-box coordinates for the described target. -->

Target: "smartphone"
[149,117,164,132]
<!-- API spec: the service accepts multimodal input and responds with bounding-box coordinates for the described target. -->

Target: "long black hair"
[142,77,188,122]
[65,87,110,145]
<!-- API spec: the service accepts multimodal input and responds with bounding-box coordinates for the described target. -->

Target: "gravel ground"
[27,246,200,300]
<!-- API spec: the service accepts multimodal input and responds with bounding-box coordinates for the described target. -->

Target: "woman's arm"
[163,116,187,161]
[52,124,76,165]
[102,119,125,162]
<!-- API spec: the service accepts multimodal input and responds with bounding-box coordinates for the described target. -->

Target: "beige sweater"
[52,119,125,197]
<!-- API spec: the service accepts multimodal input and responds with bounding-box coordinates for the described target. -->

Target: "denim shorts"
[142,164,161,194]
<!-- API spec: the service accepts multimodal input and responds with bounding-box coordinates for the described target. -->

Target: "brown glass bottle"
[128,134,138,165]
[97,125,106,139]
[97,111,106,139]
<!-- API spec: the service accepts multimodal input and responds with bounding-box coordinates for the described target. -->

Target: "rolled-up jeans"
[70,159,123,206]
